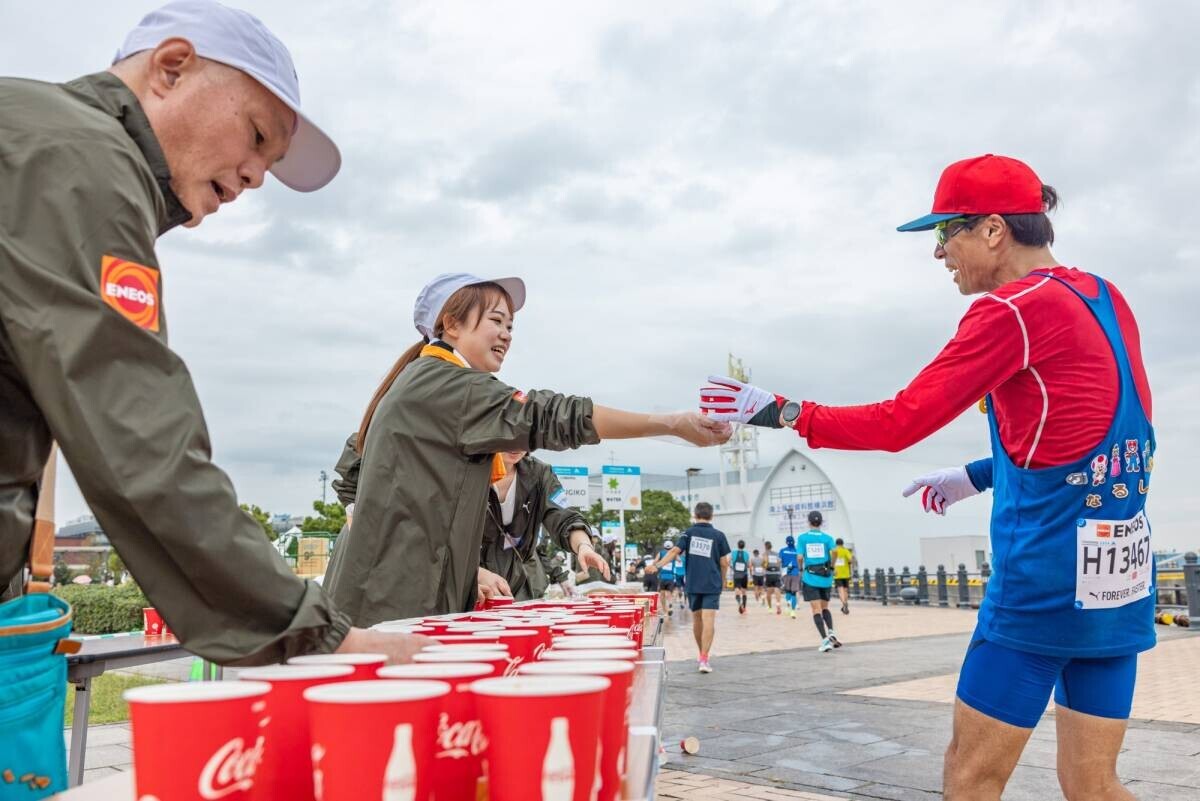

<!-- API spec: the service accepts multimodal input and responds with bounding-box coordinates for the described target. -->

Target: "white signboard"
[600,519,624,544]
[601,465,641,512]
[551,466,589,510]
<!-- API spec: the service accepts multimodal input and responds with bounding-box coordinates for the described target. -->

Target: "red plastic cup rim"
[413,651,508,664]
[432,634,502,643]
[476,629,536,638]
[470,675,610,698]
[237,665,355,682]
[422,644,509,653]
[541,649,640,661]
[124,680,270,705]
[551,637,636,650]
[288,653,388,667]
[518,660,634,677]
[303,679,450,704]
[444,623,505,631]
[378,663,494,680]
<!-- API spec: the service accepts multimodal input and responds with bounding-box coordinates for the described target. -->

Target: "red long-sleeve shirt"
[796,267,1152,469]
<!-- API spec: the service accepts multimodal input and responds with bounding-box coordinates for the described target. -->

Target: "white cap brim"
[238,67,340,192]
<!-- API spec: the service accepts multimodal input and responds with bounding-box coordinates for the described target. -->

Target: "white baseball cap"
[113,0,340,192]
[413,273,526,340]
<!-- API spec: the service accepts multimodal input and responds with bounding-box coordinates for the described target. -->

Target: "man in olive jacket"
[480,455,590,601]
[0,2,423,665]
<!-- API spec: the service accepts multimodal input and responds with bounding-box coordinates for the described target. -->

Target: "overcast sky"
[5,1,1198,559]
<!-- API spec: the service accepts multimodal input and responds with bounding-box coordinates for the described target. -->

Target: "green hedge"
[52,582,149,635]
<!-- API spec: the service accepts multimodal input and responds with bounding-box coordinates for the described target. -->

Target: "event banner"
[550,465,590,509]
[601,519,625,545]
[601,465,641,512]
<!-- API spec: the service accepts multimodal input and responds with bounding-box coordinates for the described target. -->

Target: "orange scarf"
[421,344,507,482]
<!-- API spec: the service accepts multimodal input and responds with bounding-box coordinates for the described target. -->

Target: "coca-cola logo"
[197,736,264,799]
[436,712,489,759]
[502,655,524,677]
[532,643,547,660]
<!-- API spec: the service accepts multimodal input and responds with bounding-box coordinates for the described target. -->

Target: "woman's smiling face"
[443,295,513,372]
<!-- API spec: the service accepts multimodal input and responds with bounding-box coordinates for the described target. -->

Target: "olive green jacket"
[323,354,598,625]
[480,456,588,601]
[0,73,350,664]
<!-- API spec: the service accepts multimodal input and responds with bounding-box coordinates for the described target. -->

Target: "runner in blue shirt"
[779,535,801,618]
[797,511,839,652]
[649,502,730,673]
[730,540,751,614]
[656,539,678,618]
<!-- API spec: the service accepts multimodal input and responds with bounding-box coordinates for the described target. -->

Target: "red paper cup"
[474,629,539,670]
[371,623,434,635]
[552,636,638,652]
[494,620,554,655]
[433,633,502,645]
[126,681,271,801]
[378,663,492,801]
[559,626,631,638]
[422,643,509,655]
[541,648,640,663]
[518,661,635,801]
[288,653,388,680]
[445,623,504,634]
[142,607,170,637]
[471,675,610,801]
[304,680,449,801]
[237,665,354,801]
[483,596,515,609]
[414,649,515,678]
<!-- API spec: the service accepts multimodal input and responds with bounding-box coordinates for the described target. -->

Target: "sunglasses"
[934,216,981,247]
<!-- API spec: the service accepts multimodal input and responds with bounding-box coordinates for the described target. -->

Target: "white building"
[585,445,992,569]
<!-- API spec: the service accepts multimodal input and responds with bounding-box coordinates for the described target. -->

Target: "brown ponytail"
[355,282,514,454]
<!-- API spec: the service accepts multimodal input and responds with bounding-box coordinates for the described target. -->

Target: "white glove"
[901,466,981,515]
[699,375,781,426]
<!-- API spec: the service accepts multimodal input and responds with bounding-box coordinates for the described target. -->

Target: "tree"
[580,490,690,555]
[107,550,128,584]
[240,503,277,541]
[53,557,71,587]
[302,500,346,534]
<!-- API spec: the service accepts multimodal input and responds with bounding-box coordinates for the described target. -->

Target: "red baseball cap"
[897,155,1045,232]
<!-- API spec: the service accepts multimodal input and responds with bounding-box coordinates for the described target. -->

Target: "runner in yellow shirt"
[832,538,854,615]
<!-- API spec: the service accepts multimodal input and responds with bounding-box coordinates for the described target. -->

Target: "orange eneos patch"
[100,255,160,332]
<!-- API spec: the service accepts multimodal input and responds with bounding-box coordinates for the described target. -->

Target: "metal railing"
[847,552,1200,618]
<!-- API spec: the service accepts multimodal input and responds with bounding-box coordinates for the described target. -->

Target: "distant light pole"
[785,506,795,537]
[319,470,328,505]
[685,467,702,510]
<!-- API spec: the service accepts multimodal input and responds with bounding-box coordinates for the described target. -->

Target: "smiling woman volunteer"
[480,450,600,601]
[324,272,729,625]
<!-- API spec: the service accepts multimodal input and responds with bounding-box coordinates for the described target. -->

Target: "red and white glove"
[699,375,786,427]
[901,467,981,515]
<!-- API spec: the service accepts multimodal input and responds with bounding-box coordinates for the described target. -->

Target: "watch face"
[781,401,801,424]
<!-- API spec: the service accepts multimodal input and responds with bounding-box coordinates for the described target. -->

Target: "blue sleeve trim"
[965,458,994,492]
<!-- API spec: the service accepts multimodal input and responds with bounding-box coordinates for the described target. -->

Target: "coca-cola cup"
[551,636,638,653]
[540,648,640,663]
[304,680,449,801]
[444,622,504,634]
[483,595,515,609]
[414,649,514,678]
[142,607,169,637]
[471,675,609,801]
[125,681,272,801]
[495,620,554,655]
[288,652,388,680]
[475,629,539,669]
[422,643,509,655]
[378,663,492,801]
[518,661,635,801]
[433,632,502,645]
[236,665,354,801]
[558,626,631,638]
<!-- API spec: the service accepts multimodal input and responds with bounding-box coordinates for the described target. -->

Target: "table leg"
[68,676,92,787]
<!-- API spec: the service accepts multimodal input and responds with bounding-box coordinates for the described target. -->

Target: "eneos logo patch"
[100,255,160,332]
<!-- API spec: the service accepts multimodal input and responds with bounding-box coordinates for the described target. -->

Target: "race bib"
[805,543,826,560]
[733,563,746,572]
[753,566,764,575]
[1075,510,1152,610]
[689,537,713,558]
[835,558,846,568]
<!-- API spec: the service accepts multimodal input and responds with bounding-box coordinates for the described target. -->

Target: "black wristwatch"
[779,400,801,428]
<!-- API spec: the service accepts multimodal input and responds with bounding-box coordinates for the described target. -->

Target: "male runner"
[648,503,730,673]
[700,154,1154,800]
[656,539,677,617]
[833,538,854,614]
[762,541,783,614]
[730,540,751,614]
[797,512,839,652]
[750,548,766,605]
[779,535,801,618]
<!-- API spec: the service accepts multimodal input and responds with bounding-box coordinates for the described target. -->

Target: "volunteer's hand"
[559,581,579,598]
[576,542,612,580]
[337,626,432,665]
[901,466,981,515]
[699,375,785,427]
[655,411,733,446]
[477,567,513,598]
[644,563,658,575]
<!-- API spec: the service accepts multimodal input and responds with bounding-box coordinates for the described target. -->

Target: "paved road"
[657,596,1200,800]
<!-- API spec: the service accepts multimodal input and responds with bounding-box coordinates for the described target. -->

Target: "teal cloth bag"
[0,593,73,799]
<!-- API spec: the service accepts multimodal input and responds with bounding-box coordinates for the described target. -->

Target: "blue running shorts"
[956,632,1138,728]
